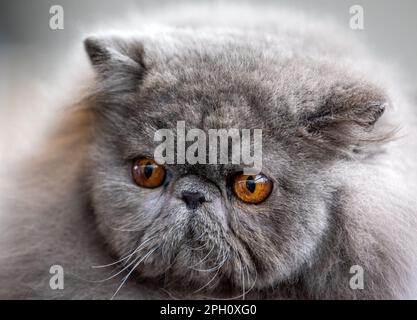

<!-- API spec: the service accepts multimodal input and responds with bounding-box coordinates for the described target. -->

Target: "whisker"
[187,245,214,269]
[241,257,245,300]
[192,266,221,294]
[190,250,229,272]
[109,226,143,232]
[191,248,230,294]
[86,237,158,283]
[188,240,209,251]
[91,236,156,269]
[110,247,157,300]
[221,260,258,300]
[87,255,141,283]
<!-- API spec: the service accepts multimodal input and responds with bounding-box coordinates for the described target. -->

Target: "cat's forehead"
[111,33,365,161]
[136,36,343,123]
[139,88,260,131]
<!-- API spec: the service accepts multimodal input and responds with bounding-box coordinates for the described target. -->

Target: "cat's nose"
[181,191,206,210]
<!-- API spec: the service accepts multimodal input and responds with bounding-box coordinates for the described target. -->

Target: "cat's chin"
[127,239,265,296]
[137,262,260,297]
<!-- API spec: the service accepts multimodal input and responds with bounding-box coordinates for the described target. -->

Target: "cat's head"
[84,31,392,295]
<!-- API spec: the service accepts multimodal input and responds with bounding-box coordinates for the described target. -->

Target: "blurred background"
[1,0,417,79]
[0,0,416,170]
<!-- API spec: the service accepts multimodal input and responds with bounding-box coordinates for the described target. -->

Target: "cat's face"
[85,32,388,294]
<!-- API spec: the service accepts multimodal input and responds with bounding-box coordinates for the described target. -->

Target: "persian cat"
[1,3,417,299]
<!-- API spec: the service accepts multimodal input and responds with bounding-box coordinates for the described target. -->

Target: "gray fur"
[1,4,417,299]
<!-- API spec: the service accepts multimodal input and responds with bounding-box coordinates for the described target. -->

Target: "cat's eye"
[132,158,166,188]
[233,173,273,204]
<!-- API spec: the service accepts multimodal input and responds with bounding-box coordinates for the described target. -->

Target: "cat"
[1,3,417,299]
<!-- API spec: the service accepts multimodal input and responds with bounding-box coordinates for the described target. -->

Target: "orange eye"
[233,173,273,204]
[132,158,166,188]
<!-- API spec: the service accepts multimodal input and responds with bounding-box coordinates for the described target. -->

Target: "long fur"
[1,3,417,299]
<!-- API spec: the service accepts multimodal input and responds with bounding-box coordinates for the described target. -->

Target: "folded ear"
[299,82,393,155]
[84,36,146,87]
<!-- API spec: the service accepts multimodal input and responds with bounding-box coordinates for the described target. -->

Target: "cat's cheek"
[137,188,169,219]
[209,197,229,231]
[91,179,169,259]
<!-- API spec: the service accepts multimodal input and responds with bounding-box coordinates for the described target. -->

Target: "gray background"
[0,0,416,81]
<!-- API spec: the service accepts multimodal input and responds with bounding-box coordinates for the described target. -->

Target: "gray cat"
[1,4,417,299]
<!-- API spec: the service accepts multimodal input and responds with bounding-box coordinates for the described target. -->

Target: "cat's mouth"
[130,221,259,296]
[105,198,262,296]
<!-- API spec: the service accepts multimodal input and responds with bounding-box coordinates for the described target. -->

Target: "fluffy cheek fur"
[89,139,331,293]
[230,186,330,289]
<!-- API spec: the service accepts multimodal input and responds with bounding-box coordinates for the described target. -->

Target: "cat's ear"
[84,36,145,83]
[299,82,393,154]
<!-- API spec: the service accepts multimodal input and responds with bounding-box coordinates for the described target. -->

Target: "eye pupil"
[132,158,166,189]
[144,162,153,179]
[246,176,256,193]
[233,173,273,204]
